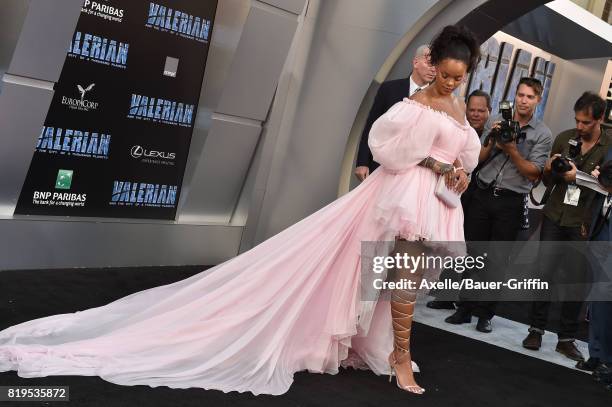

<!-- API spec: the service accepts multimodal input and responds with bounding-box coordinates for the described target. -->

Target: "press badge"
[564,185,581,206]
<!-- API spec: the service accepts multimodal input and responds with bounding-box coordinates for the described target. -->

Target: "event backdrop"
[15,0,217,219]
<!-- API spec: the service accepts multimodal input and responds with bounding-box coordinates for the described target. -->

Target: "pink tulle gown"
[0,99,481,395]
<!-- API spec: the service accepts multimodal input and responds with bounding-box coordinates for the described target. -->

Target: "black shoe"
[555,341,584,362]
[594,364,612,382]
[598,372,612,386]
[444,309,471,324]
[576,357,601,372]
[426,300,455,310]
[522,331,542,350]
[476,317,492,333]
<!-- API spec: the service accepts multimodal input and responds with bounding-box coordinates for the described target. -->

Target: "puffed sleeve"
[458,126,482,173]
[368,100,438,172]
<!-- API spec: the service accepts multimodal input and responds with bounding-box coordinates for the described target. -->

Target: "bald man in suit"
[355,45,436,181]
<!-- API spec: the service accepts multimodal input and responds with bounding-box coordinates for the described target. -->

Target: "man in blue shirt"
[445,78,552,333]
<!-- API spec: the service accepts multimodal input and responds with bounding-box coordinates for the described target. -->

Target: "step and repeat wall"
[15,0,217,219]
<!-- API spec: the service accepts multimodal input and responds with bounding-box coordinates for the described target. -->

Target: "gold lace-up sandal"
[388,287,425,394]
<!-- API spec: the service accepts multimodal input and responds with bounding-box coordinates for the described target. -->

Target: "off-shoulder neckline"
[402,98,470,130]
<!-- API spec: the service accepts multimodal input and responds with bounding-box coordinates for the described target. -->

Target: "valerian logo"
[146,2,211,43]
[36,126,110,159]
[110,181,178,207]
[127,94,194,127]
[68,31,129,69]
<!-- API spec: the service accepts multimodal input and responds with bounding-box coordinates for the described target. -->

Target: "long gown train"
[0,99,481,395]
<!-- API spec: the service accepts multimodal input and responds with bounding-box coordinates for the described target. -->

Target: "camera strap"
[479,149,503,172]
[492,156,510,188]
[476,151,509,190]
[530,183,554,207]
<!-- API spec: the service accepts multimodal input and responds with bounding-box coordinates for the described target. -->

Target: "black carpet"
[1,266,609,406]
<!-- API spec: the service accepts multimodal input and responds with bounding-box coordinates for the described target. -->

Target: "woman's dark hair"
[429,25,480,72]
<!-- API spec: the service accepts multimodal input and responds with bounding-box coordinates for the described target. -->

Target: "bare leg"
[388,238,425,394]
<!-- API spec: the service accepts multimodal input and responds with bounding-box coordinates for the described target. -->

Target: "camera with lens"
[484,101,527,146]
[550,138,582,179]
[533,137,586,206]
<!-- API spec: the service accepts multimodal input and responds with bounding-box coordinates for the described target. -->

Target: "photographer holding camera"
[523,92,611,361]
[581,155,612,390]
[445,77,552,333]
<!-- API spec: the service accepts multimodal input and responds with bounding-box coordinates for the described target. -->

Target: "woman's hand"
[443,168,468,193]
[443,168,455,189]
[420,156,468,193]
[354,166,370,181]
[454,169,469,193]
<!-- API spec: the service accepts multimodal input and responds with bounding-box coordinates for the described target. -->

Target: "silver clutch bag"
[435,175,461,208]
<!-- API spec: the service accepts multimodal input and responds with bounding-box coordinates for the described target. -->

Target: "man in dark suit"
[354,45,436,181]
[579,149,612,391]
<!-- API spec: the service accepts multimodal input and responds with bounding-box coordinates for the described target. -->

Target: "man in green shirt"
[523,92,611,361]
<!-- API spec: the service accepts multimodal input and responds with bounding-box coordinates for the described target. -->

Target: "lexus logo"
[131,145,144,158]
[130,145,176,161]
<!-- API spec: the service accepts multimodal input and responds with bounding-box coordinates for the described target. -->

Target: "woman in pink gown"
[0,25,481,396]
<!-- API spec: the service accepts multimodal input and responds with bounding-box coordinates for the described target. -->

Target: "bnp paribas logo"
[55,169,74,190]
[81,1,125,23]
